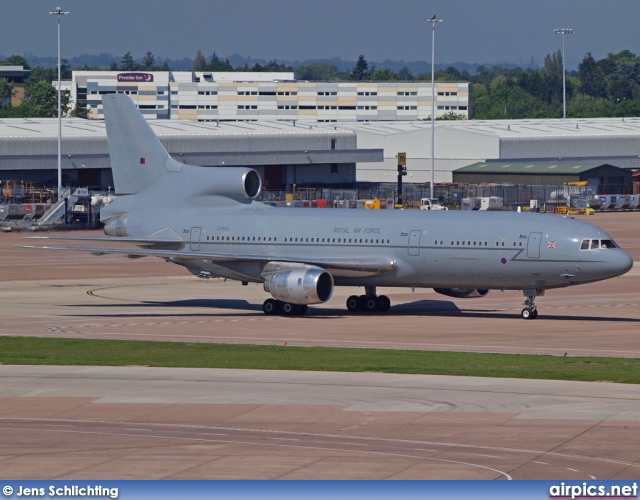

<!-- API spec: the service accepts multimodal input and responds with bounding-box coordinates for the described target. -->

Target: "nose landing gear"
[521,288,544,320]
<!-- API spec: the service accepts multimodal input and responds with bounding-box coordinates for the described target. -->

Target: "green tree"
[2,55,30,69]
[567,94,615,118]
[119,51,139,71]
[398,67,414,81]
[142,51,156,70]
[437,111,466,120]
[296,62,344,81]
[206,52,233,72]
[351,55,370,81]
[369,67,398,81]
[18,80,70,118]
[193,50,206,71]
[542,50,563,77]
[0,78,16,108]
[578,52,607,98]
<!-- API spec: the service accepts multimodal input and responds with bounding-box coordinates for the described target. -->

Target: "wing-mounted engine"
[433,288,490,299]
[263,266,334,305]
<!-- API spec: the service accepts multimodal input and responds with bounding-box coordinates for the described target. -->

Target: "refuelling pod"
[263,267,334,305]
[433,288,490,299]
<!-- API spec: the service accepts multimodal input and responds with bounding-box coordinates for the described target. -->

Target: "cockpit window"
[580,238,618,250]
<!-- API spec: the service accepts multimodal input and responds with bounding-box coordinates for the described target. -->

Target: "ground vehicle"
[419,198,448,210]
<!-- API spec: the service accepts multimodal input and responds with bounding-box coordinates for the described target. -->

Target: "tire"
[282,302,295,315]
[521,307,532,320]
[378,295,391,312]
[346,295,360,312]
[263,299,278,315]
[365,298,378,312]
[297,305,308,315]
[530,308,538,319]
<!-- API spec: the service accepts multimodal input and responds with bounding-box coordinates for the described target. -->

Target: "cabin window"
[590,239,600,249]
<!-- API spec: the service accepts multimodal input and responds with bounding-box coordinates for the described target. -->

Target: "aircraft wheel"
[282,302,296,315]
[378,295,391,312]
[346,295,360,312]
[365,297,378,312]
[521,307,537,320]
[263,299,278,315]
[530,308,538,319]
[297,304,308,316]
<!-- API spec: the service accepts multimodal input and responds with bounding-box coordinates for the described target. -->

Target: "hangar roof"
[4,116,640,141]
[0,117,348,139]
[456,161,619,175]
[298,117,640,139]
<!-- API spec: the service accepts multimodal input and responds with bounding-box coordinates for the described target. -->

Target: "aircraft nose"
[611,249,633,277]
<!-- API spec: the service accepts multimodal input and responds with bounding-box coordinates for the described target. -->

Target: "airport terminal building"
[70,71,472,122]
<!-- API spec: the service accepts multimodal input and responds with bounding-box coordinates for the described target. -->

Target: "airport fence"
[258,184,636,211]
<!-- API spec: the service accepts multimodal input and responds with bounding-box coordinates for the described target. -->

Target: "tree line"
[2,49,640,119]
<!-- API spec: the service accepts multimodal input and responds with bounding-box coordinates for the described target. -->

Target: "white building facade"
[71,71,471,122]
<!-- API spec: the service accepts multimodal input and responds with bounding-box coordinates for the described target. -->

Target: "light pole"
[428,14,442,200]
[554,28,573,119]
[49,6,69,200]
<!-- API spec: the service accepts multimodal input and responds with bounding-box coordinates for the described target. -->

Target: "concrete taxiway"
[1,366,640,480]
[0,212,639,479]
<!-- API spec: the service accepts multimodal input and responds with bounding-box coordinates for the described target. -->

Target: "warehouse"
[0,118,381,189]
[3,115,640,190]
[452,162,633,194]
[314,117,640,184]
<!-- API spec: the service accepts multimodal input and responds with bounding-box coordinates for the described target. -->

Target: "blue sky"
[6,0,640,68]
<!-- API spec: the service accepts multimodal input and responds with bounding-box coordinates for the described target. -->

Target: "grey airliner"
[27,94,633,319]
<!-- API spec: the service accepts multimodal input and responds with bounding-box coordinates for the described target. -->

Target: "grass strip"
[1,336,639,383]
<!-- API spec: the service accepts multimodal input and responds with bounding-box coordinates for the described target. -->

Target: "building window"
[331,163,338,174]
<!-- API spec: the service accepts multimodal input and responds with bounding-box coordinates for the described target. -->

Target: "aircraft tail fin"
[103,94,182,195]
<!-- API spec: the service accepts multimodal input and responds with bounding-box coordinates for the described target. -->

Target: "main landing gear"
[521,289,544,320]
[346,286,391,313]
[263,299,308,316]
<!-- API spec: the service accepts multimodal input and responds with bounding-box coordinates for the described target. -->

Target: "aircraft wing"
[18,241,396,274]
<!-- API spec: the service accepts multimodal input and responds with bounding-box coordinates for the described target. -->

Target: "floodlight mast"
[49,7,70,200]
[428,15,443,199]
[554,28,574,119]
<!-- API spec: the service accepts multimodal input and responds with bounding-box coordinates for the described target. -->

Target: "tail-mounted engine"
[263,267,334,305]
[433,288,490,299]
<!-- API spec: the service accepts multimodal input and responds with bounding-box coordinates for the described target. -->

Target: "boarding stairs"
[36,188,79,226]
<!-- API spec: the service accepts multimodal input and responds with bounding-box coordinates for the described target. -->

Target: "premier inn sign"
[117,73,154,83]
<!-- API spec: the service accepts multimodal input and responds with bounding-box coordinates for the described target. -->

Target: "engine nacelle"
[433,288,490,299]
[199,167,262,201]
[103,213,129,236]
[263,267,334,305]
